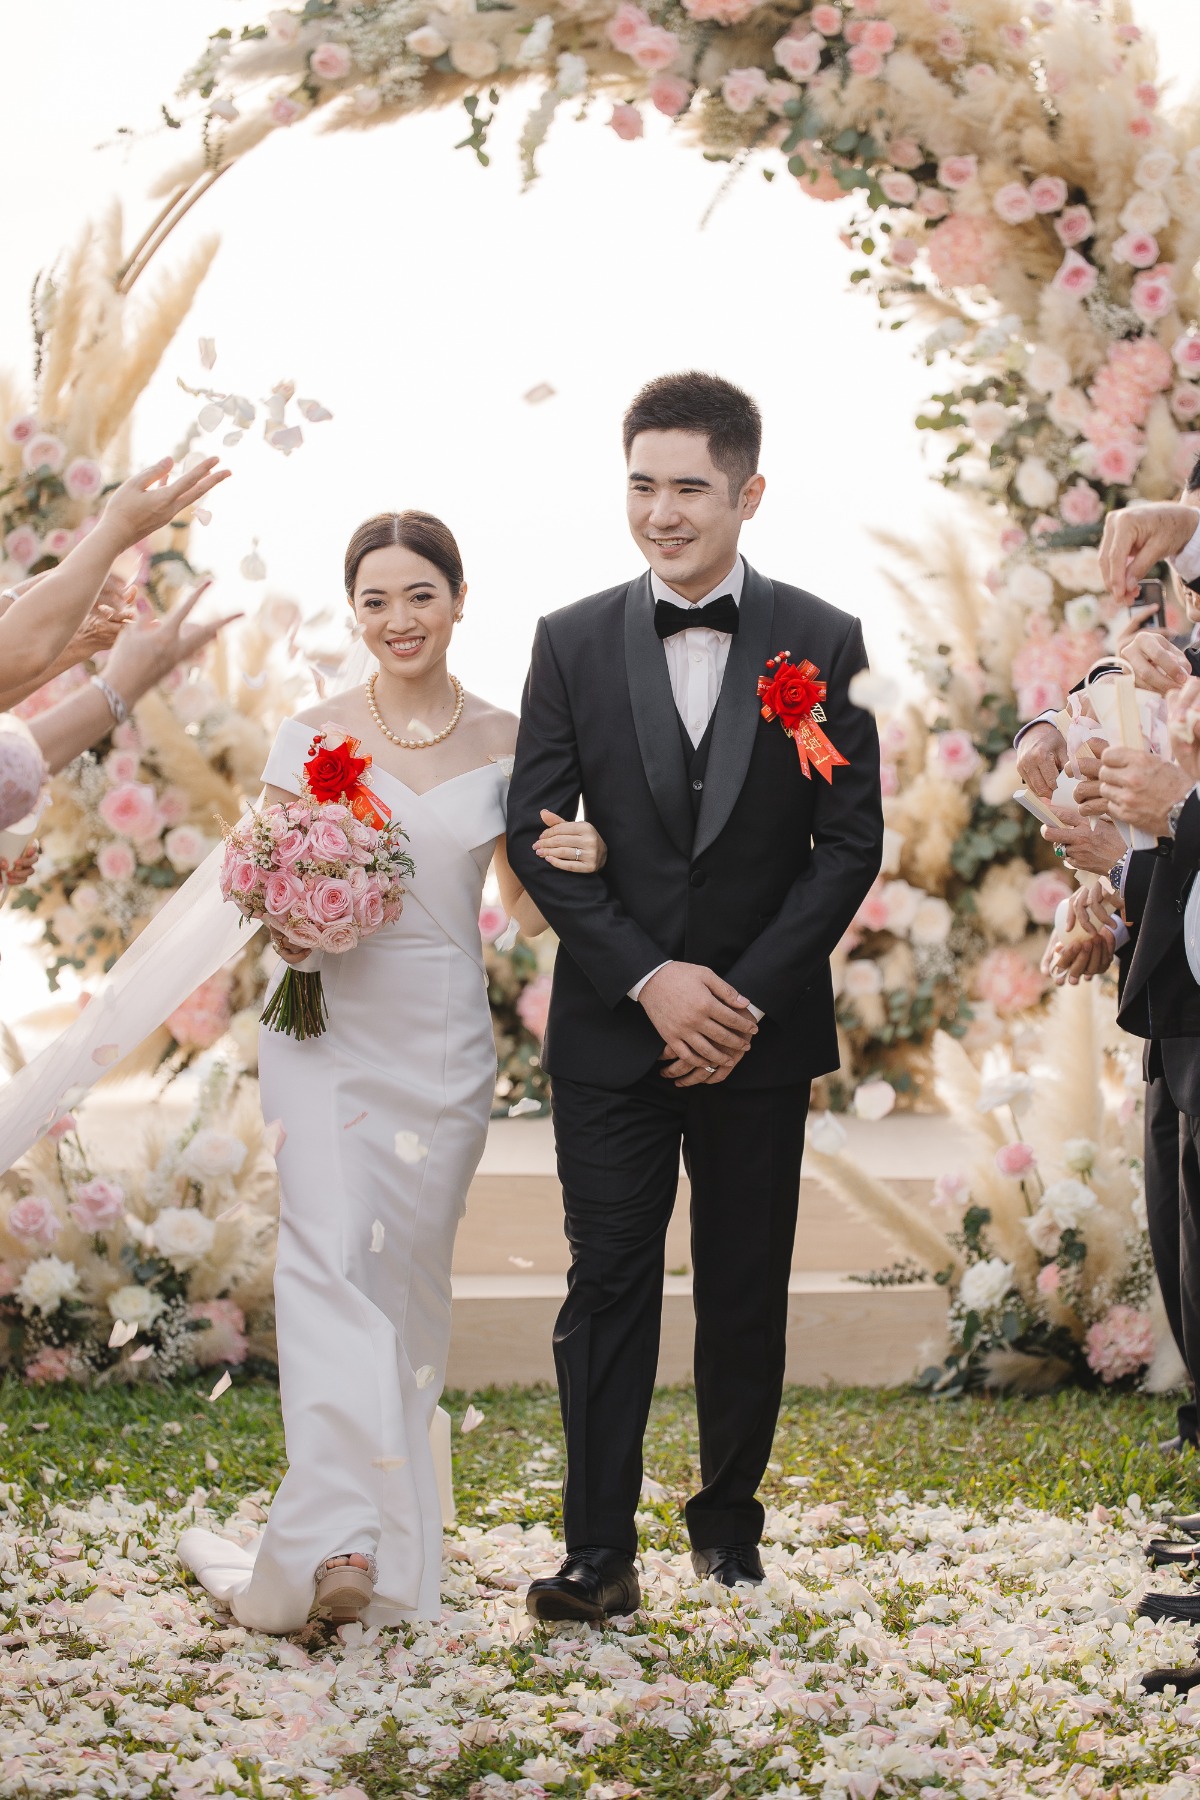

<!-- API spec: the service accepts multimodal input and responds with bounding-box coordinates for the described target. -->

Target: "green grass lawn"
[1,1376,1196,1526]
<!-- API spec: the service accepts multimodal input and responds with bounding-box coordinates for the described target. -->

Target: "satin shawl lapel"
[693,561,775,858]
[624,573,693,856]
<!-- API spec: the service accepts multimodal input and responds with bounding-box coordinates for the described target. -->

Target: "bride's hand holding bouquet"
[221,728,413,1038]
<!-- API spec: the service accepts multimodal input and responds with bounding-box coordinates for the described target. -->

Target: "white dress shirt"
[628,558,763,1024]
[1173,516,1200,585]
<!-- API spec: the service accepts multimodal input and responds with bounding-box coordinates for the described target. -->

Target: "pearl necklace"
[367,671,465,749]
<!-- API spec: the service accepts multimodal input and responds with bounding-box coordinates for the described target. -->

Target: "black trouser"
[1146,1076,1199,1442]
[1176,1107,1200,1435]
[550,1069,810,1555]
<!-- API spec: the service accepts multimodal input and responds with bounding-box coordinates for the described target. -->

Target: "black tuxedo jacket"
[506,561,884,1090]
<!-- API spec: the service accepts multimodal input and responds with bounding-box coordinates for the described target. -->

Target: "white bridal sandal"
[312,1552,377,1625]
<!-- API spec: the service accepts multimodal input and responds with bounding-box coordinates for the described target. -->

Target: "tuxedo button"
[692,778,704,792]
[689,870,707,887]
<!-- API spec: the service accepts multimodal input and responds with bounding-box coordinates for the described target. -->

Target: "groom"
[507,372,883,1620]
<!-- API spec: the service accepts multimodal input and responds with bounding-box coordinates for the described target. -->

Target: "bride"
[0,509,605,1633]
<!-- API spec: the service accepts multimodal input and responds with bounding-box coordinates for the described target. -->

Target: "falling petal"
[107,1320,137,1349]
[394,1130,429,1164]
[507,1097,541,1118]
[298,398,333,423]
[198,401,225,433]
[524,382,556,404]
[208,1371,232,1401]
[344,1111,368,1131]
[241,671,267,690]
[640,1474,669,1501]
[128,1345,153,1364]
[267,424,304,455]
[415,1364,436,1389]
[198,337,217,370]
[222,395,241,416]
[460,1404,485,1434]
[240,545,267,582]
[235,398,256,426]
[193,507,212,526]
[222,431,243,447]
[494,920,520,954]
[371,1455,407,1469]
[370,1219,385,1253]
[263,1119,286,1155]
[508,1255,534,1270]
[92,1044,120,1067]
[204,1450,220,1472]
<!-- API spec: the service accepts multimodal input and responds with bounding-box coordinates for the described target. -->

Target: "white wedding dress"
[173,716,510,1631]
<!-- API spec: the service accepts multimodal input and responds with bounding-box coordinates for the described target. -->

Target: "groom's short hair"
[622,372,762,500]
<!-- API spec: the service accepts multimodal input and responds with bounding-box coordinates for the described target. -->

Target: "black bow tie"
[653,593,739,640]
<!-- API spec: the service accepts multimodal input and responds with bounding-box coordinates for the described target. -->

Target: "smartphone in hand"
[1133,576,1167,631]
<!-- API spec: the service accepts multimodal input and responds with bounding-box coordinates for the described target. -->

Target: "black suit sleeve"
[1123,848,1156,936]
[507,616,666,1008]
[724,618,883,1017]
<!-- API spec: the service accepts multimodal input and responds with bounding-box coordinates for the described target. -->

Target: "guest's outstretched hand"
[101,456,231,553]
[1015,719,1067,801]
[102,580,243,707]
[1099,501,1198,603]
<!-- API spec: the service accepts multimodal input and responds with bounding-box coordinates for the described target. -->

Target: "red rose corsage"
[757,653,849,783]
[304,731,391,826]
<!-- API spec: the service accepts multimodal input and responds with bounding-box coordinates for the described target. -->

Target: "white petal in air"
[415,1364,436,1389]
[241,547,267,582]
[847,669,900,715]
[394,1130,429,1164]
[193,507,212,527]
[222,431,243,447]
[524,383,556,404]
[208,1371,232,1401]
[128,1345,153,1364]
[198,337,217,370]
[508,1255,534,1270]
[370,1219,385,1253]
[640,1474,669,1501]
[197,401,225,433]
[267,424,304,455]
[460,1405,485,1434]
[108,1319,137,1349]
[507,1097,541,1118]
[92,1044,120,1067]
[204,1450,220,1472]
[298,398,333,422]
[808,1112,848,1154]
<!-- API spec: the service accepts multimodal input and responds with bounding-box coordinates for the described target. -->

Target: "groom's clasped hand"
[638,959,758,1087]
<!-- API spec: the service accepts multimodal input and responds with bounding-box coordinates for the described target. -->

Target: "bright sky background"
[1,0,1191,718]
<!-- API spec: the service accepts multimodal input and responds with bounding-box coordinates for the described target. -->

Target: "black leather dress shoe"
[690,1544,765,1587]
[1138,1591,1200,1625]
[1156,1435,1198,1457]
[1140,1658,1200,1694]
[525,1547,640,1623]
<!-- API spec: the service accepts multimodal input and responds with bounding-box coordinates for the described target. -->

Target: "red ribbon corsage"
[304,732,391,826]
[757,654,850,783]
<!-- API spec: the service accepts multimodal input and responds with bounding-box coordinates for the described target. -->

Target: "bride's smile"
[353,540,465,737]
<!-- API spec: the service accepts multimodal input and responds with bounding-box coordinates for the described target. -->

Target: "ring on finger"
[704,1065,717,1075]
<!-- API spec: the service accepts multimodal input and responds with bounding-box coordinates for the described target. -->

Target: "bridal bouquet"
[220,730,413,1039]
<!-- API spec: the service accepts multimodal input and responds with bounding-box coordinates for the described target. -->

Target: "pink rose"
[859,18,895,52]
[43,528,72,558]
[97,840,137,883]
[1053,250,1098,298]
[994,1142,1037,1178]
[9,1195,61,1246]
[1025,868,1072,924]
[1000,524,1027,553]
[1055,205,1094,246]
[1093,438,1143,485]
[775,32,823,80]
[354,883,386,932]
[46,1114,77,1142]
[889,237,919,268]
[765,80,799,113]
[104,749,140,785]
[926,214,1001,286]
[5,414,37,445]
[516,973,553,1041]
[888,137,922,169]
[22,432,66,474]
[650,75,692,116]
[70,1178,125,1231]
[610,104,644,141]
[854,882,890,933]
[274,828,307,867]
[1001,22,1028,48]
[1059,480,1103,527]
[936,26,966,59]
[680,0,758,19]
[1037,1263,1061,1296]
[630,25,681,71]
[1131,266,1176,324]
[880,171,918,205]
[917,188,950,219]
[4,525,41,567]
[263,869,304,917]
[189,1298,248,1368]
[158,787,189,827]
[607,1,649,52]
[934,730,981,782]
[812,4,842,33]
[63,458,103,500]
[306,876,354,924]
[931,1172,970,1215]
[1017,678,1066,720]
[230,856,262,899]
[1029,175,1068,213]
[269,95,307,126]
[847,45,884,77]
[98,781,162,840]
[304,819,352,863]
[992,182,1035,225]
[1085,1305,1154,1382]
[167,973,234,1050]
[284,917,323,950]
[1128,116,1154,141]
[310,41,352,80]
[938,155,978,190]
[164,825,207,872]
[1172,385,1200,422]
[1174,433,1200,487]
[479,903,509,944]
[1173,332,1200,377]
[320,920,359,954]
[25,1346,76,1385]
[722,67,770,113]
[974,947,1047,1016]
[1113,230,1159,269]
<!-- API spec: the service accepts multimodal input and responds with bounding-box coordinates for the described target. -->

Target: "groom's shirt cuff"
[628,961,765,1021]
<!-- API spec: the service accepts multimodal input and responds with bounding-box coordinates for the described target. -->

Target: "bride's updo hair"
[344,511,465,601]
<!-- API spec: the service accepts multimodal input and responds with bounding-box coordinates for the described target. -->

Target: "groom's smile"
[626,427,764,604]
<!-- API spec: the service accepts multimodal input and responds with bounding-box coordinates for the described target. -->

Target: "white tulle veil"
[0,637,374,1173]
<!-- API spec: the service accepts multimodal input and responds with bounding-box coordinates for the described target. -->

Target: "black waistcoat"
[675,705,718,823]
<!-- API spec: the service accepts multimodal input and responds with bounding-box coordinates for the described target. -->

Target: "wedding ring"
[705,1065,717,1075]
[575,848,581,861]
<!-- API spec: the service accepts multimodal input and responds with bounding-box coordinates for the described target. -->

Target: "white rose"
[976,1072,1033,1114]
[448,37,500,78]
[808,1112,848,1154]
[164,826,210,873]
[1064,595,1100,633]
[1047,384,1092,437]
[980,751,1019,807]
[1015,456,1059,510]
[1062,1137,1097,1175]
[16,1255,80,1315]
[853,1079,897,1121]
[151,1207,217,1263]
[843,958,884,998]
[972,401,1011,445]
[1025,346,1071,394]
[1040,1176,1097,1229]
[910,896,953,946]
[1043,547,1103,593]
[1135,150,1177,190]
[958,1256,1015,1314]
[1003,564,1054,610]
[880,826,905,876]
[180,1128,248,1183]
[1119,189,1170,234]
[883,879,923,934]
[406,25,448,55]
[847,670,900,714]
[107,1283,164,1328]
[1025,1208,1062,1257]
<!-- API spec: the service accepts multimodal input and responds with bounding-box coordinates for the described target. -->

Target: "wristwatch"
[1157,795,1190,856]
[1107,855,1127,891]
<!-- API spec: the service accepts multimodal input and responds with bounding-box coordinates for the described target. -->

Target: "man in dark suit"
[506,372,883,1622]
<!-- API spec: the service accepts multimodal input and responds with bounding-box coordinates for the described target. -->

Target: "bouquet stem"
[261,968,328,1040]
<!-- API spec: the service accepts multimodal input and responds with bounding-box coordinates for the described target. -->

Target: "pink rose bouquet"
[219,730,414,1039]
